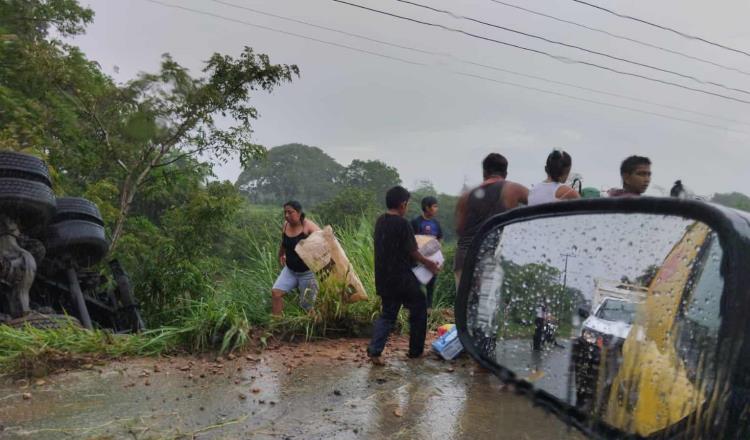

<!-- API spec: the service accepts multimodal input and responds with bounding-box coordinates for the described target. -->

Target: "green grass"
[0,216,457,376]
[0,323,177,376]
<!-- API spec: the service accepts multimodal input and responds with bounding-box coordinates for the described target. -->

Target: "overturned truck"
[0,151,144,332]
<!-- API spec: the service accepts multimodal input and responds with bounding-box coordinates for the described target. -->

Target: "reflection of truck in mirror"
[573,279,647,409]
[573,221,719,436]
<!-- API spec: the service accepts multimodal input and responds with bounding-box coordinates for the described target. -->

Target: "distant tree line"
[236,143,459,242]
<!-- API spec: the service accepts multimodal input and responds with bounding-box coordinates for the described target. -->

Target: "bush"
[314,187,379,230]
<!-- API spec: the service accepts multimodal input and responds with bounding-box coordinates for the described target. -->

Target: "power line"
[331,0,750,106]
[143,0,426,67]
[209,0,439,57]
[211,0,750,128]
[487,0,750,77]
[452,70,749,134]
[141,0,750,134]
[394,0,750,96]
[463,60,750,128]
[568,0,750,59]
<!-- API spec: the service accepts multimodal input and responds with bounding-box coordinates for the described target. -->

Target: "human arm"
[411,249,441,274]
[408,221,441,274]
[503,181,530,208]
[303,219,321,234]
[555,185,580,200]
[279,222,287,266]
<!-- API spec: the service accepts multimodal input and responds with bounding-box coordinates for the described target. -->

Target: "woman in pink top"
[528,150,580,206]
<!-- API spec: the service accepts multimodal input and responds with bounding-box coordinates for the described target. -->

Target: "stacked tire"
[45,197,109,268]
[0,151,56,232]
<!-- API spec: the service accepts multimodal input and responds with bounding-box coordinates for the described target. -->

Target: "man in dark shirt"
[454,153,528,286]
[607,155,651,197]
[411,196,442,312]
[368,186,440,364]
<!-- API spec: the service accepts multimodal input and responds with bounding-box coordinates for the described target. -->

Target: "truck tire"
[8,312,81,330]
[0,151,52,187]
[0,177,56,229]
[45,219,109,267]
[53,197,104,226]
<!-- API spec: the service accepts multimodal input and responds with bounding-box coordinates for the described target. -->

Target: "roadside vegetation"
[0,210,458,375]
[7,0,749,378]
[0,1,460,375]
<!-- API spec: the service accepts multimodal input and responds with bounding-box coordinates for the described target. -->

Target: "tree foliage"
[236,143,343,206]
[501,260,580,326]
[712,192,750,212]
[338,159,401,197]
[314,187,380,229]
[1,0,299,252]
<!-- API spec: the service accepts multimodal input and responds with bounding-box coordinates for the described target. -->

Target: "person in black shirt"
[271,201,321,316]
[367,186,440,364]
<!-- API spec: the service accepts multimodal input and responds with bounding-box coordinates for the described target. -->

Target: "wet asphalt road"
[0,337,585,439]
[494,338,576,404]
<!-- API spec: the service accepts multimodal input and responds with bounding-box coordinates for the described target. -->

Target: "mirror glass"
[464,213,724,437]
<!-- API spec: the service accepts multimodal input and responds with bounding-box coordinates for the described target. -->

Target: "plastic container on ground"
[432,326,463,360]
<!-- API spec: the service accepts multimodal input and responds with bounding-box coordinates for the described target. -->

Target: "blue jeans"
[367,283,427,358]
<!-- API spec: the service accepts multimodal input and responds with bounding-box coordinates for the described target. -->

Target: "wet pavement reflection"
[0,338,585,439]
[495,338,575,404]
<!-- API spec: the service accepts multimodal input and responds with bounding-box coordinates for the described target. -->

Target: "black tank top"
[457,180,507,251]
[282,226,310,272]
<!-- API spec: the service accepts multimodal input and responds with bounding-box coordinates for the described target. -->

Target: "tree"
[501,260,573,326]
[0,0,103,156]
[635,264,660,287]
[236,143,343,206]
[102,50,298,251]
[314,187,379,228]
[712,192,750,212]
[339,159,401,197]
[1,0,299,252]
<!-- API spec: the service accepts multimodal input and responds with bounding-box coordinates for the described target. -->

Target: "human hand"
[426,260,441,275]
[280,254,286,267]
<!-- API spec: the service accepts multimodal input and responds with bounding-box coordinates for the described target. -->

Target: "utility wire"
[463,60,750,128]
[568,0,750,58]
[452,70,747,134]
[331,0,750,106]
[210,0,438,57]
[212,0,750,128]
[487,0,750,77]
[142,0,750,135]
[394,0,750,96]
[144,0,426,67]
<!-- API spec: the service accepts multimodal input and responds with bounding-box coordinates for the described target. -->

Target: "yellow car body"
[605,222,711,435]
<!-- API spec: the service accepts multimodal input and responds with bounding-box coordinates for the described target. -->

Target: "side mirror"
[455,198,750,439]
[577,307,589,320]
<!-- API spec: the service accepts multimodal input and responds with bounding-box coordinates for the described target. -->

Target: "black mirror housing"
[455,197,750,440]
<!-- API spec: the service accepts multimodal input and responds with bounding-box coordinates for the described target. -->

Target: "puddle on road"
[0,338,584,439]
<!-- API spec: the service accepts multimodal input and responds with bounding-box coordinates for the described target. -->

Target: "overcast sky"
[71,0,750,196]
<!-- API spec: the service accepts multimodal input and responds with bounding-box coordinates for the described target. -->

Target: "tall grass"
[1,215,458,374]
[0,323,177,376]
